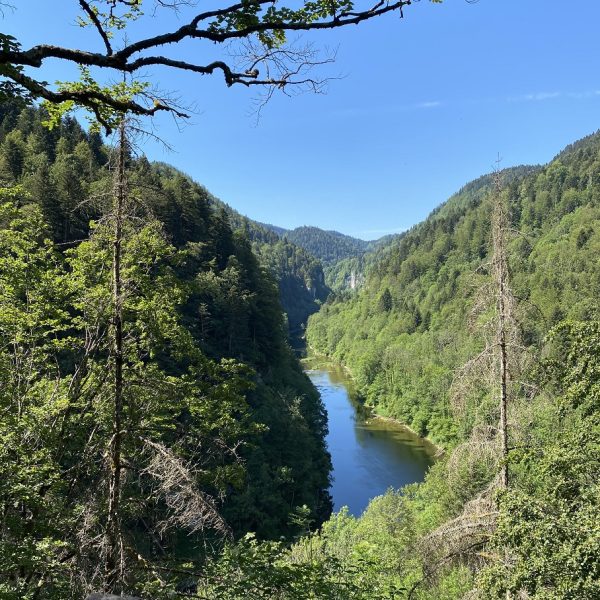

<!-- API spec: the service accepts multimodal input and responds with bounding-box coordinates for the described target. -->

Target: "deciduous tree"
[0,0,438,131]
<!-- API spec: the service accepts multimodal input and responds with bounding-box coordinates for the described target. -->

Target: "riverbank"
[305,364,436,514]
[368,414,444,457]
[303,348,445,456]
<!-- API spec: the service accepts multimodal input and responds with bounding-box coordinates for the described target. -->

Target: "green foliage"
[0,200,75,599]
[298,314,600,600]
[284,225,370,266]
[378,287,393,312]
[198,531,407,599]
[477,321,600,599]
[148,163,331,336]
[43,67,151,133]
[0,35,33,105]
[478,425,600,599]
[322,233,402,293]
[0,104,332,596]
[2,102,600,600]
[307,152,600,446]
[76,0,143,31]
[253,237,330,333]
[544,320,600,417]
[304,137,600,599]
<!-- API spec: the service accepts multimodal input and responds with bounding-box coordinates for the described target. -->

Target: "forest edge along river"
[303,358,437,516]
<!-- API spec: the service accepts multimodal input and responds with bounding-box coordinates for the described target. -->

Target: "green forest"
[0,103,333,597]
[305,137,600,597]
[1,0,599,598]
[3,99,599,600]
[142,164,331,337]
[282,227,369,266]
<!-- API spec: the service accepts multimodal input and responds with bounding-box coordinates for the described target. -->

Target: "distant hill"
[324,232,405,294]
[152,165,330,333]
[256,221,288,237]
[308,130,600,445]
[284,226,370,265]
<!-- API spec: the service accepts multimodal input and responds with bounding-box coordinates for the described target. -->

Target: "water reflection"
[305,361,435,516]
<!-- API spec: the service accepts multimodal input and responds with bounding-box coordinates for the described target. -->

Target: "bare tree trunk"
[498,273,509,489]
[106,119,126,589]
[491,171,509,489]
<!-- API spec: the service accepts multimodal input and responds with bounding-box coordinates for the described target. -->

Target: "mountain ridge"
[307,127,600,444]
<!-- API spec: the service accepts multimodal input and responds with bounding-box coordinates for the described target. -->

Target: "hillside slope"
[151,163,330,333]
[308,137,600,445]
[284,225,369,264]
[0,102,332,554]
[190,131,600,600]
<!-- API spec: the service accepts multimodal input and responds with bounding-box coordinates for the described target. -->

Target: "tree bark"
[492,173,509,489]
[105,119,126,589]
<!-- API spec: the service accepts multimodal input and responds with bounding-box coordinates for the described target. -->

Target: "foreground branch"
[0,0,414,128]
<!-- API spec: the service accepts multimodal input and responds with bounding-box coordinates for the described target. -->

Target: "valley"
[2,1,599,598]
[304,359,436,515]
[1,103,598,599]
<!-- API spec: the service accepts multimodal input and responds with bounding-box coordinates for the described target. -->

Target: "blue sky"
[6,1,600,239]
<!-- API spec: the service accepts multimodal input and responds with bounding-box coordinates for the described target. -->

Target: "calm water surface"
[305,361,436,516]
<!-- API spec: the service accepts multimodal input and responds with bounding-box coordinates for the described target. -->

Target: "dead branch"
[417,484,499,588]
[141,439,232,539]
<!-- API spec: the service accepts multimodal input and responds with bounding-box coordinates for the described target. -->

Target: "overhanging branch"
[0,0,414,127]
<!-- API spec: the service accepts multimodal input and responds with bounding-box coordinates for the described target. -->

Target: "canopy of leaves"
[0,102,332,598]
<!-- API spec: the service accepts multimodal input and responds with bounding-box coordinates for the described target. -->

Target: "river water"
[305,361,436,516]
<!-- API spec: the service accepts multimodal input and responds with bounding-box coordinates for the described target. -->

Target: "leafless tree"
[411,170,528,596]
[450,168,525,489]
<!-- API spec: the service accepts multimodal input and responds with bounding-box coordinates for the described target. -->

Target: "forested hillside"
[197,132,600,599]
[307,154,597,443]
[295,136,600,597]
[220,212,330,334]
[284,225,369,265]
[2,101,599,599]
[143,164,330,335]
[148,131,600,600]
[5,0,599,598]
[323,233,404,293]
[0,102,332,597]
[256,221,288,237]
[276,225,403,293]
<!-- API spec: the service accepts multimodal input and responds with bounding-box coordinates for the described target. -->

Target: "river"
[304,360,436,516]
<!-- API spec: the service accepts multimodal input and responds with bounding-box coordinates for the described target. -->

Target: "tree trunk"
[492,172,509,489]
[106,119,126,589]
[498,271,509,489]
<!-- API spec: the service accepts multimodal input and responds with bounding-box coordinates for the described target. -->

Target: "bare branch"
[417,482,499,588]
[78,0,114,55]
[142,439,232,539]
[0,0,414,126]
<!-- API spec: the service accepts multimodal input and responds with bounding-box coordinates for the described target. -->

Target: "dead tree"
[105,118,127,590]
[414,169,525,593]
[490,170,511,489]
[450,167,521,490]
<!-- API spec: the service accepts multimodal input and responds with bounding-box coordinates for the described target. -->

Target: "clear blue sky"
[6,1,600,239]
